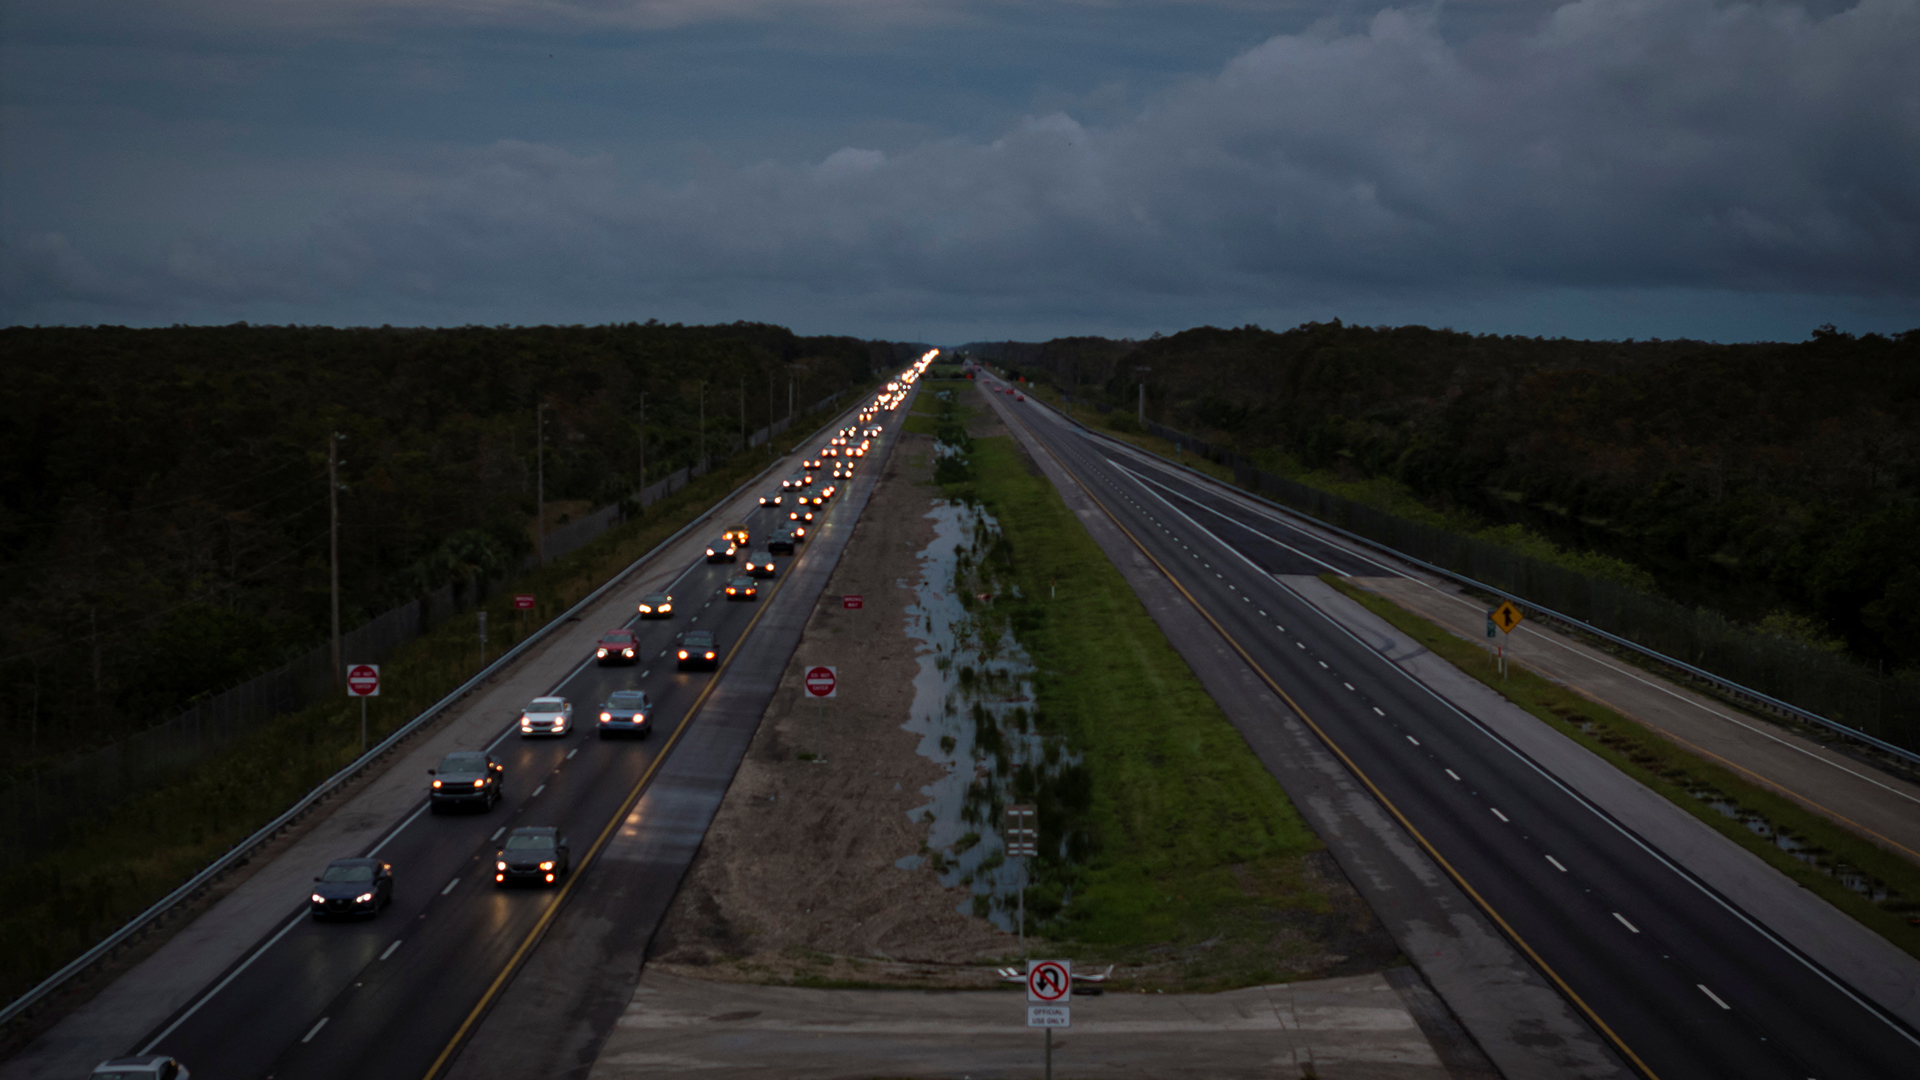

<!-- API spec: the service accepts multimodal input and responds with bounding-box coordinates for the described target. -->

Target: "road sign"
[346,664,380,698]
[804,665,837,699]
[1027,959,1071,1003]
[1005,804,1037,857]
[1491,601,1525,634]
[842,595,864,610]
[1027,1005,1070,1028]
[514,593,535,610]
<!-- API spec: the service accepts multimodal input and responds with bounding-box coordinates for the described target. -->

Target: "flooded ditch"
[897,493,1087,932]
[1564,713,1909,910]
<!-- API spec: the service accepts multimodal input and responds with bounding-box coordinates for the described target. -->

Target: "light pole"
[638,392,647,494]
[535,401,548,565]
[328,431,347,688]
[1135,366,1151,425]
[698,382,707,474]
[739,376,746,457]
[767,369,775,455]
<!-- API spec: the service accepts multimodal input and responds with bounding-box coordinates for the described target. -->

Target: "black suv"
[428,751,503,812]
[677,630,719,671]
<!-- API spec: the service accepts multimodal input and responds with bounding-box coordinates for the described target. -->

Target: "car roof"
[530,697,564,707]
[684,629,715,641]
[608,689,646,700]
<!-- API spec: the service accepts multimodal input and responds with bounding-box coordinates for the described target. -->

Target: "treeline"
[0,321,904,775]
[966,323,1920,671]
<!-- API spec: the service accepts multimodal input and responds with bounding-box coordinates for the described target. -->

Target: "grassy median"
[1324,576,1920,962]
[937,393,1388,988]
[0,395,867,1014]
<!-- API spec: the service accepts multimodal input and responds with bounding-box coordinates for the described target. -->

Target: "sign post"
[346,664,379,751]
[1489,601,1524,679]
[1005,804,1037,955]
[1027,959,1072,1080]
[804,665,836,761]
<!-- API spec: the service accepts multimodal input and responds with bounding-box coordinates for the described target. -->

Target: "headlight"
[355,892,375,904]
[704,651,715,659]
[659,604,671,613]
[539,861,555,871]
[638,604,651,613]
[623,648,634,657]
[497,861,507,871]
[311,893,325,903]
[432,779,443,788]
[600,712,612,721]
[677,650,688,659]
[473,779,485,787]
[597,648,608,657]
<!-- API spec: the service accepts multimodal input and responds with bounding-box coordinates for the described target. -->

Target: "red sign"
[842,595,864,610]
[514,594,535,610]
[804,665,837,699]
[346,664,380,698]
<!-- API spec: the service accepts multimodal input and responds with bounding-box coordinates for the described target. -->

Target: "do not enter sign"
[346,664,380,698]
[804,665,837,699]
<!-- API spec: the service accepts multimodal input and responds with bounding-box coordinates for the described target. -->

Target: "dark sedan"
[767,530,798,555]
[677,630,719,670]
[595,628,640,666]
[310,858,393,919]
[428,750,503,813]
[743,551,777,577]
[758,491,784,507]
[724,576,758,601]
[637,591,674,619]
[705,537,738,562]
[597,689,652,738]
[495,826,570,886]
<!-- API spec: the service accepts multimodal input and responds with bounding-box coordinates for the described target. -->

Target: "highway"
[976,375,1920,1080]
[119,373,922,1080]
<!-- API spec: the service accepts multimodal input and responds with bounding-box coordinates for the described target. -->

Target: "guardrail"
[0,391,874,1032]
[1011,382,1920,771]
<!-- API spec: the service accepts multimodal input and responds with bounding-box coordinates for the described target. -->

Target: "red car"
[596,629,640,666]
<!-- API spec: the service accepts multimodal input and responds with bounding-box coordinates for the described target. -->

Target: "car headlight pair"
[355,892,375,904]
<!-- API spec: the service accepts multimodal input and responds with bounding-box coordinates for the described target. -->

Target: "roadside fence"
[1136,420,1919,759]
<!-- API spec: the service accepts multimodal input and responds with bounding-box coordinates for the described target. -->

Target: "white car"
[90,1058,189,1080]
[519,696,572,737]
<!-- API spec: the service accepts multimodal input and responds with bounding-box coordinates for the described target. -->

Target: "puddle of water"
[1683,785,1901,905]
[901,496,1082,932]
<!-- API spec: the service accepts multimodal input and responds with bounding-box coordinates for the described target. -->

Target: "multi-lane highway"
[977,375,1920,1080]
[110,367,927,1080]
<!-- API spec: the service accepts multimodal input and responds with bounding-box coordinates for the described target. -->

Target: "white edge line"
[301,1016,329,1043]
[379,940,401,961]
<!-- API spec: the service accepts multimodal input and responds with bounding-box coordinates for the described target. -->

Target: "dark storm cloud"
[4,0,1916,333]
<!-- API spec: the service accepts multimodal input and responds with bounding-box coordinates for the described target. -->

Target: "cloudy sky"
[2,0,1916,342]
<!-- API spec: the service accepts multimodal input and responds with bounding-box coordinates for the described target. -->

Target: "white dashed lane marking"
[441,878,460,896]
[1613,912,1641,934]
[302,1018,329,1044]
[379,940,402,961]
[1546,855,1568,872]
[1490,808,1510,823]
[1698,985,1731,1010]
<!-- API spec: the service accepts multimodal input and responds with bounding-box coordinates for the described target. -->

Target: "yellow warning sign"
[1491,601,1524,634]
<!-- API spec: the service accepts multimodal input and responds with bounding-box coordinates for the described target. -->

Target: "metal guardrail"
[0,390,875,1031]
[1011,381,1920,771]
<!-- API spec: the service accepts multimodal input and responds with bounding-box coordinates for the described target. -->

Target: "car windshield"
[600,632,631,643]
[645,593,668,602]
[505,834,555,851]
[608,692,645,707]
[439,753,485,773]
[321,864,375,882]
[685,632,714,645]
[529,698,563,711]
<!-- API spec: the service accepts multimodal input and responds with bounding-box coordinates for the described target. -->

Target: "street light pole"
[328,431,346,688]
[638,392,647,493]
[1135,366,1151,425]
[535,402,546,565]
[698,382,707,474]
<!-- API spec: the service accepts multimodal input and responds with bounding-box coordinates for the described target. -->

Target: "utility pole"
[788,370,794,423]
[739,376,746,456]
[328,431,346,688]
[535,402,547,565]
[767,370,775,455]
[1135,366,1151,425]
[638,392,647,493]
[698,382,707,474]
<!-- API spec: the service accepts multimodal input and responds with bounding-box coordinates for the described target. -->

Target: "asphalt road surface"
[126,401,904,1080]
[979,377,1920,1080]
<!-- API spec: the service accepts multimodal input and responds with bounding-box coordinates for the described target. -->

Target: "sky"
[1,0,1916,343]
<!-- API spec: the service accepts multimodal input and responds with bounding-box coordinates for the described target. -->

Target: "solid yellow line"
[1000,399,1661,1080]
[421,561,798,1080]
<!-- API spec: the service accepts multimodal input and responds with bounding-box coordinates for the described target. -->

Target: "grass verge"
[1322,575,1920,961]
[0,393,866,1012]
[936,392,1392,989]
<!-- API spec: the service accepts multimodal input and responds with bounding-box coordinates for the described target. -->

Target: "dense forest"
[0,322,905,767]
[967,323,1920,672]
